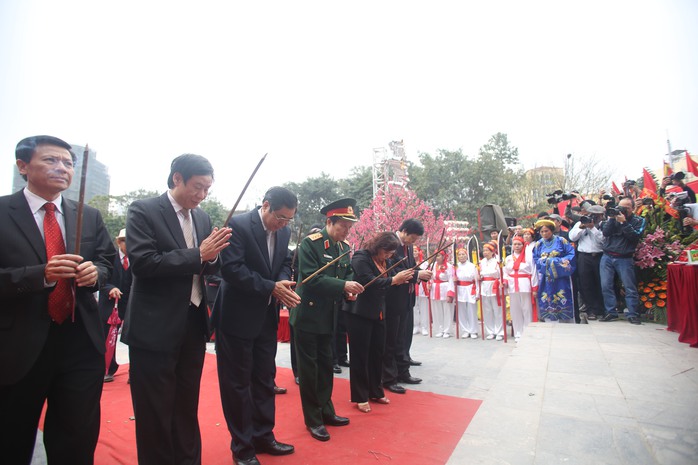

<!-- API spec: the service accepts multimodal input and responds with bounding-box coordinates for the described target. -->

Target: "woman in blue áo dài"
[532,219,577,322]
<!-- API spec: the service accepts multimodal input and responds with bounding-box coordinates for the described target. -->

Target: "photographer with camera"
[667,191,698,234]
[660,171,695,203]
[598,198,646,325]
[568,205,605,320]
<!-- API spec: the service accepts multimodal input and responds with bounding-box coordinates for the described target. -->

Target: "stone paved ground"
[31,319,698,464]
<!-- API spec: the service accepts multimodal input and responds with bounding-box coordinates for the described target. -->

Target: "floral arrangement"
[634,227,683,279]
[638,278,667,322]
[633,195,698,323]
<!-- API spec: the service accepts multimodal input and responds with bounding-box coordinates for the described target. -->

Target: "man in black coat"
[99,228,132,382]
[122,154,232,465]
[0,135,115,465]
[382,219,432,394]
[211,187,300,465]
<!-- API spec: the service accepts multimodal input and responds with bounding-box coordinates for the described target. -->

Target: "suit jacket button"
[309,301,314,307]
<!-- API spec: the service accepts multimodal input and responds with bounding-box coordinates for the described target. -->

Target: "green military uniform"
[290,228,354,427]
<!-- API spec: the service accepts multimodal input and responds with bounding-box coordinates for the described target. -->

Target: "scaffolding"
[372,140,409,198]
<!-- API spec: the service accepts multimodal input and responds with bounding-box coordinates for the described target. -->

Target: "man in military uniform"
[290,198,364,442]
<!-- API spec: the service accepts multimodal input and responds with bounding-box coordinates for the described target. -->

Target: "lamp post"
[563,153,572,191]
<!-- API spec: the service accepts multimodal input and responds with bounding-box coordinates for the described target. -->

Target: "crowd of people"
[2,134,697,465]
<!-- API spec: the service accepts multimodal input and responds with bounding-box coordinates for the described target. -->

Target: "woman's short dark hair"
[398,218,424,236]
[167,154,214,188]
[263,186,298,211]
[365,232,400,256]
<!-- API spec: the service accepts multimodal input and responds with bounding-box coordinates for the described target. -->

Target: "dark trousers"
[382,305,411,385]
[403,305,415,359]
[333,311,349,364]
[289,325,298,377]
[578,252,604,317]
[345,312,386,403]
[216,305,277,461]
[0,315,104,465]
[293,328,336,427]
[129,306,207,465]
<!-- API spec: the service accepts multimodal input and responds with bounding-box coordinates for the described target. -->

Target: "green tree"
[409,149,473,218]
[410,133,522,224]
[283,173,341,231]
[337,165,374,213]
[465,132,522,218]
[200,197,230,228]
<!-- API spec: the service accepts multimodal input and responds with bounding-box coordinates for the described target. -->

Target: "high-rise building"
[11,144,110,202]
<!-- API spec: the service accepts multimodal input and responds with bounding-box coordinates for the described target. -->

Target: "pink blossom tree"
[349,187,453,254]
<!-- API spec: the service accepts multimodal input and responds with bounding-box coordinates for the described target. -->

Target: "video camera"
[670,191,693,235]
[545,189,578,205]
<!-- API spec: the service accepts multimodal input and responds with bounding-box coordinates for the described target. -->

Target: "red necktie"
[122,255,129,270]
[43,203,74,323]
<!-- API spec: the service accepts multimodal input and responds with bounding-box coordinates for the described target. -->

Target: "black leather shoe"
[294,376,299,385]
[333,364,342,374]
[599,314,619,322]
[323,414,350,426]
[627,316,641,325]
[398,375,422,384]
[384,383,406,394]
[338,359,351,367]
[255,439,294,456]
[408,359,422,366]
[307,425,330,441]
[273,385,287,395]
[234,457,260,465]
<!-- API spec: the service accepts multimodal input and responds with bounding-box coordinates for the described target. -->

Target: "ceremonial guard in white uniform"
[479,242,503,340]
[454,248,480,339]
[503,236,539,342]
[429,252,455,338]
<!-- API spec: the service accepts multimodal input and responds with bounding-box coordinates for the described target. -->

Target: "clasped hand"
[45,254,98,287]
[199,227,232,262]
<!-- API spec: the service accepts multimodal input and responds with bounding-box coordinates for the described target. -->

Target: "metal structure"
[372,140,409,198]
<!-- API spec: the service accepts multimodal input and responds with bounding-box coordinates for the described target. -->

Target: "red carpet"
[94,354,480,464]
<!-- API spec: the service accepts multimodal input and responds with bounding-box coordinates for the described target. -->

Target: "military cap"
[320,198,358,222]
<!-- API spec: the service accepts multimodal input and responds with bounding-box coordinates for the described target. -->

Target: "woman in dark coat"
[343,232,414,413]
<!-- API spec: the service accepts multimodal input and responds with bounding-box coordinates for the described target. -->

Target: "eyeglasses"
[273,213,294,223]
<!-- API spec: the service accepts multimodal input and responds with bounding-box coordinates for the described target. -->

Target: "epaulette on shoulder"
[308,233,323,241]
[342,240,351,247]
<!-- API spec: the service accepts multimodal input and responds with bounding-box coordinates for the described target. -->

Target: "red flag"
[686,152,698,177]
[612,181,622,195]
[642,168,657,193]
[663,162,673,177]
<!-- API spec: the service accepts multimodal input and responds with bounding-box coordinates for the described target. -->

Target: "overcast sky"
[1,0,696,209]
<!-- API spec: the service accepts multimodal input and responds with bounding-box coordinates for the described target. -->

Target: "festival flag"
[663,162,673,177]
[686,152,698,177]
[612,181,622,195]
[642,168,657,193]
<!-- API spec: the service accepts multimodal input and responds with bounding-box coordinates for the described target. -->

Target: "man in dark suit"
[99,228,132,382]
[382,219,432,394]
[212,186,300,465]
[0,135,115,465]
[122,154,232,465]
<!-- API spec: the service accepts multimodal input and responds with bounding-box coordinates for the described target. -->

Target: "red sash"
[481,277,501,306]
[456,280,477,295]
